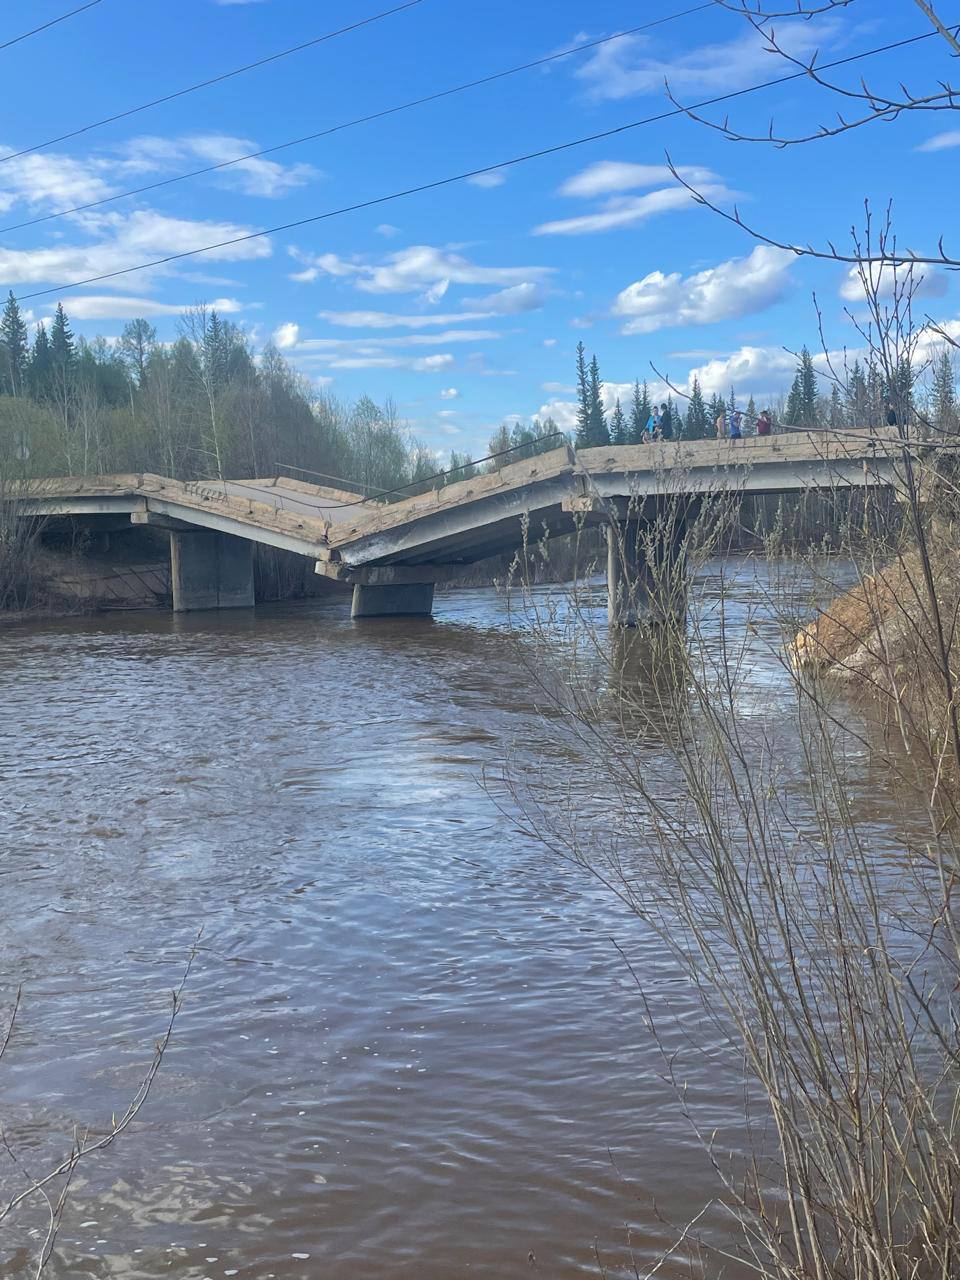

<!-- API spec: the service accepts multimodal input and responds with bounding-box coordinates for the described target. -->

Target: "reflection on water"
[0,559,919,1278]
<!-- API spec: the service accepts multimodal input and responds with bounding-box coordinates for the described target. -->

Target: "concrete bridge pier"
[170,529,255,612]
[347,566,441,619]
[606,504,694,628]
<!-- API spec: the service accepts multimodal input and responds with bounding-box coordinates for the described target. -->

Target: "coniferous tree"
[847,360,870,426]
[785,348,818,428]
[28,323,53,400]
[574,341,590,449]
[829,385,845,429]
[866,362,884,427]
[0,291,29,396]
[931,351,958,435]
[745,395,757,434]
[708,393,727,432]
[610,397,627,444]
[890,355,914,422]
[728,385,738,414]
[629,379,650,443]
[663,395,678,439]
[685,377,709,438]
[587,354,609,446]
[49,303,76,374]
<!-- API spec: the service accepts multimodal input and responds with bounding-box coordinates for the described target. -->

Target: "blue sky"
[2,0,958,458]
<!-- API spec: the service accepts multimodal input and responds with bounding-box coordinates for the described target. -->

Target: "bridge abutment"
[170,530,255,612]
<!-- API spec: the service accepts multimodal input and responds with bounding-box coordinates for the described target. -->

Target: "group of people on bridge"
[637,402,777,442]
[716,407,774,440]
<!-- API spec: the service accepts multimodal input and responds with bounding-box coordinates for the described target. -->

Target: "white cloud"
[466,172,506,188]
[272,322,300,349]
[376,223,400,237]
[839,262,948,303]
[289,243,552,294]
[542,381,575,393]
[542,337,557,347]
[64,294,245,320]
[678,346,805,398]
[440,387,459,399]
[558,160,717,198]
[917,130,960,152]
[292,330,500,351]
[468,282,546,314]
[0,148,115,216]
[575,20,836,101]
[612,245,794,334]
[322,353,455,372]
[536,398,579,430]
[318,308,491,328]
[0,209,271,291]
[114,134,318,198]
[534,184,730,236]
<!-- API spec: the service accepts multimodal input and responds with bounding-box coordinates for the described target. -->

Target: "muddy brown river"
[0,563,915,1278]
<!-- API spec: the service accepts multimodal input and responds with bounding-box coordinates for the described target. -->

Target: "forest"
[0,294,560,496]
[1,295,957,501]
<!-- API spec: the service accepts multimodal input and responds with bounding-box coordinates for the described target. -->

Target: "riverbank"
[793,527,960,763]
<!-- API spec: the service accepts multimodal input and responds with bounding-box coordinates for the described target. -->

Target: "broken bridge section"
[16,431,902,624]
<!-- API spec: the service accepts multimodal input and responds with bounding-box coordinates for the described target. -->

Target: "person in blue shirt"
[646,406,661,439]
[729,410,743,440]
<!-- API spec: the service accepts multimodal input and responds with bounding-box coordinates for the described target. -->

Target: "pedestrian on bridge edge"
[756,409,772,436]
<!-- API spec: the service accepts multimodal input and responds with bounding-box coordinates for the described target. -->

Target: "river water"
[0,561,917,1278]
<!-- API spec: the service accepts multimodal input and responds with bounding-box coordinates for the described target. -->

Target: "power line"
[0,0,424,166]
[0,4,715,236]
[0,0,104,53]
[14,25,945,304]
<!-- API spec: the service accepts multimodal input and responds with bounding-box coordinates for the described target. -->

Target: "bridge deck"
[16,430,902,583]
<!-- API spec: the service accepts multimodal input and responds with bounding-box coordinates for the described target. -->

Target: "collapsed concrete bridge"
[15,431,902,625]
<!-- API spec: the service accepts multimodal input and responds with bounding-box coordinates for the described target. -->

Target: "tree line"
[573,341,959,446]
[0,295,561,495]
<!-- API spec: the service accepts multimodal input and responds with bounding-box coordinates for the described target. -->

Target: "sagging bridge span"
[16,432,901,626]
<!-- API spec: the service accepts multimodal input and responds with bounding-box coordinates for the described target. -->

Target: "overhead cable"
[0,0,424,165]
[0,3,715,235]
[0,0,104,53]
[15,25,945,303]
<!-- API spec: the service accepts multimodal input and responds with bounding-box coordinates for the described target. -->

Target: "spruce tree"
[829,385,844,429]
[28,323,53,400]
[0,291,29,396]
[798,347,818,426]
[931,351,958,435]
[847,361,869,426]
[610,397,627,445]
[745,395,757,434]
[587,353,609,446]
[686,377,709,439]
[574,341,590,449]
[709,393,726,432]
[49,302,76,373]
[629,379,651,443]
[784,372,803,426]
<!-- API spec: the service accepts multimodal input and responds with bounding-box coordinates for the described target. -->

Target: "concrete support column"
[607,509,690,628]
[170,530,255,612]
[606,522,652,627]
[351,580,435,619]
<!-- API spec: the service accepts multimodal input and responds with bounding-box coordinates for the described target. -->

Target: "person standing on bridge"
[715,410,726,439]
[756,409,772,436]
[729,410,743,441]
[647,405,661,440]
[659,403,673,440]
